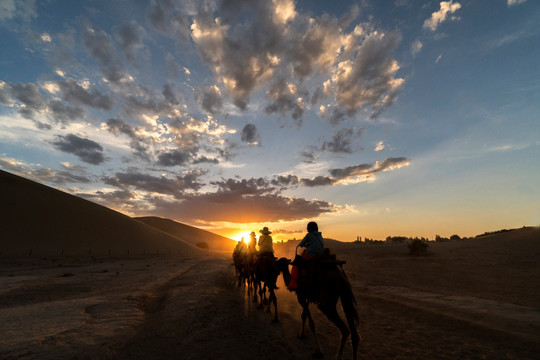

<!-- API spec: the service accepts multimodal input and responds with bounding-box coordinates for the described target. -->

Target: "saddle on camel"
[291,248,347,302]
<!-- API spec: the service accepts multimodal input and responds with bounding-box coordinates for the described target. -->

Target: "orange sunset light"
[232,231,253,242]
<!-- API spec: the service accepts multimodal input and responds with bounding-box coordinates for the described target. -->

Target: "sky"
[1,0,539,242]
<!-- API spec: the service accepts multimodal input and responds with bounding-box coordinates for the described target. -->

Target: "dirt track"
[116,257,539,360]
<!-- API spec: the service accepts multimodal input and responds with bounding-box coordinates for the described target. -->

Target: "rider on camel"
[287,221,324,291]
[247,231,258,261]
[257,226,274,257]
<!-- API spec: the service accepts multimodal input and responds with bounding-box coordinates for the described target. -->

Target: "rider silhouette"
[257,227,274,256]
[287,221,324,291]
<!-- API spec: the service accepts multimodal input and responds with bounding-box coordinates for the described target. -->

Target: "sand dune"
[0,170,202,257]
[135,216,237,253]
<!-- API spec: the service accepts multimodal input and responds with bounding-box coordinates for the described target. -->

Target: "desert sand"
[1,170,539,359]
[1,227,539,359]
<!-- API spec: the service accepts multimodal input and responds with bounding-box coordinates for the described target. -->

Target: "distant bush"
[435,235,450,242]
[196,242,209,249]
[408,239,429,256]
[450,234,461,241]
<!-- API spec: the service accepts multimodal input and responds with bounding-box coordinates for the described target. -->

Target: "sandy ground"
[1,233,540,360]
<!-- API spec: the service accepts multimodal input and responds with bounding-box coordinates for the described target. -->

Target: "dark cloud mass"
[241,123,259,144]
[157,149,193,167]
[51,134,107,165]
[148,193,335,223]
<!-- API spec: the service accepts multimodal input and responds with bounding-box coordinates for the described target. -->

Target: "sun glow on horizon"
[232,230,254,242]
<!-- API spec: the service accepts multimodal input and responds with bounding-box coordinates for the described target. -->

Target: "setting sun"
[232,231,253,242]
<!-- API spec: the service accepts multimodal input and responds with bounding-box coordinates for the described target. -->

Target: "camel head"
[276,257,292,286]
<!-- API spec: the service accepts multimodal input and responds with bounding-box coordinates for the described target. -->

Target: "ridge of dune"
[0,169,202,257]
[135,216,237,252]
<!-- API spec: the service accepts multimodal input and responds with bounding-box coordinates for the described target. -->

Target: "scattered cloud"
[423,1,462,32]
[375,141,385,151]
[507,0,527,6]
[51,134,108,165]
[411,39,423,56]
[322,127,364,154]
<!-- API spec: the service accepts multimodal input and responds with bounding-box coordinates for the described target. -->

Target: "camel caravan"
[232,223,360,360]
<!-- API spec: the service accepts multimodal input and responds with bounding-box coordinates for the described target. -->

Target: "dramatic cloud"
[148,193,335,223]
[423,1,462,32]
[51,134,107,165]
[187,0,402,119]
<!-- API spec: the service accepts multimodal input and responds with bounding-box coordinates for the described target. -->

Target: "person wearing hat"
[248,231,258,254]
[258,226,274,255]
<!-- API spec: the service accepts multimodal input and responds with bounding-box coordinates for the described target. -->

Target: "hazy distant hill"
[135,216,237,252]
[0,169,202,257]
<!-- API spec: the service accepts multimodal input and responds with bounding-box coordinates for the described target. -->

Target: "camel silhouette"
[292,253,360,360]
[253,254,291,323]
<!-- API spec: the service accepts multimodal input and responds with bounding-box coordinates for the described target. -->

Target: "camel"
[292,253,360,360]
[253,254,291,322]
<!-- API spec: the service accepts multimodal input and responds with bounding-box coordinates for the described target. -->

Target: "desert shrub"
[435,235,450,242]
[196,242,209,249]
[408,239,429,256]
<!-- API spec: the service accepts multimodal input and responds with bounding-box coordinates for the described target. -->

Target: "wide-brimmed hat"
[259,227,272,235]
[250,231,256,236]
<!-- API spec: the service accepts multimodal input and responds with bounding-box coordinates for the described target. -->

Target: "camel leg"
[344,308,360,360]
[298,304,308,339]
[258,284,268,309]
[267,289,279,322]
[319,303,350,360]
[301,302,323,358]
[252,281,259,303]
